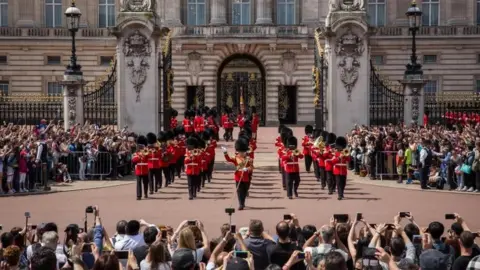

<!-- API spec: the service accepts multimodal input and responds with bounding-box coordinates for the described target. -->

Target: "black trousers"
[148,168,162,192]
[304,155,312,172]
[187,175,199,199]
[136,175,149,199]
[335,174,347,198]
[281,167,286,188]
[326,170,336,193]
[278,159,282,174]
[207,158,215,181]
[159,167,171,187]
[286,172,301,198]
[475,171,480,190]
[319,167,327,188]
[236,181,249,208]
[420,166,430,189]
[313,160,320,181]
[223,128,233,141]
[175,156,185,177]
[200,171,207,188]
[168,164,176,183]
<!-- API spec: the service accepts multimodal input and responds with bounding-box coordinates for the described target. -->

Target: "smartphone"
[333,214,349,223]
[30,224,38,230]
[445,214,455,220]
[82,244,92,253]
[115,251,129,260]
[413,235,422,244]
[297,252,305,259]
[230,225,236,233]
[399,212,410,218]
[363,247,377,257]
[386,224,395,230]
[25,212,31,218]
[0,224,3,231]
[161,230,167,239]
[369,224,376,228]
[473,233,479,238]
[187,220,196,226]
[85,206,94,214]
[234,251,248,259]
[356,213,362,221]
[283,214,292,220]
[225,208,235,214]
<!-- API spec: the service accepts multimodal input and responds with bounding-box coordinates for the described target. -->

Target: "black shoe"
[338,197,342,200]
[144,195,148,199]
[321,186,325,190]
[238,206,244,210]
[137,197,141,200]
[328,191,333,195]
[149,191,153,195]
[288,196,292,199]
[189,197,193,200]
[201,185,205,188]
[294,191,299,197]
[422,187,431,190]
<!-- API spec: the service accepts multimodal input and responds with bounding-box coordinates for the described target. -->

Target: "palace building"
[0,0,480,125]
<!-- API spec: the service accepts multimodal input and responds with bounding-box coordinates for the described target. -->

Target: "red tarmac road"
[0,128,478,236]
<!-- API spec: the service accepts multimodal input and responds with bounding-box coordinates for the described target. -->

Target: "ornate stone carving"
[269,44,277,52]
[280,51,297,76]
[68,96,76,122]
[123,30,151,102]
[206,44,214,53]
[186,52,204,76]
[335,28,364,101]
[120,0,155,12]
[411,87,420,122]
[329,0,365,12]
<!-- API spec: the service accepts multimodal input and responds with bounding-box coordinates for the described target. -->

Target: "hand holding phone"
[297,252,305,259]
[399,212,410,218]
[333,214,349,223]
[356,213,363,221]
[234,251,248,259]
[413,235,422,244]
[283,214,292,220]
[187,220,196,226]
[114,250,129,260]
[230,225,236,233]
[445,214,455,220]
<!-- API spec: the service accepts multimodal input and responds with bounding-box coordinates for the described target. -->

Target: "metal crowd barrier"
[57,151,114,180]
[374,151,408,181]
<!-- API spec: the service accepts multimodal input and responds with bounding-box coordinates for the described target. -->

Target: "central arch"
[216,54,267,126]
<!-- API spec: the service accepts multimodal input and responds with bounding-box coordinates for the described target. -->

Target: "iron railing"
[0,94,63,125]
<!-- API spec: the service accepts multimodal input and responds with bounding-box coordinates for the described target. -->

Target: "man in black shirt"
[452,231,480,270]
[267,221,305,270]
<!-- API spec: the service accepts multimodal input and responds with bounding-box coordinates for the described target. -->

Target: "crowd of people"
[0,119,135,194]
[1,207,480,270]
[344,122,480,192]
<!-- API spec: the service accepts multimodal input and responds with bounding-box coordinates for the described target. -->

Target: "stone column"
[164,0,182,26]
[401,77,426,126]
[255,0,273,24]
[61,74,85,131]
[210,0,226,25]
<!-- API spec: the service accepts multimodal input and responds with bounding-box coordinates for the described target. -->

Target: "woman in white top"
[140,242,171,270]
[169,220,210,263]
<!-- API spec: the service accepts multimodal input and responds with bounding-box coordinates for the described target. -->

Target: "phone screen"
[161,230,167,239]
[413,235,422,244]
[230,225,236,233]
[333,214,349,223]
[445,214,455,220]
[115,251,129,260]
[187,221,196,226]
[399,212,410,218]
[297,252,305,259]
[356,213,362,221]
[283,214,292,220]
[234,251,248,259]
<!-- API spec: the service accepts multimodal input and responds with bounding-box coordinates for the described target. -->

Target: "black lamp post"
[65,0,82,75]
[405,0,423,76]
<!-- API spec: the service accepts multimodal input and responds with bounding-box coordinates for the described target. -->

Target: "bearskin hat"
[281,129,293,146]
[136,135,148,146]
[157,131,166,142]
[305,125,314,135]
[250,106,257,114]
[190,133,202,142]
[224,106,232,114]
[205,128,214,137]
[165,130,175,141]
[335,136,348,150]
[278,124,286,134]
[184,110,190,118]
[171,109,178,117]
[313,129,321,139]
[244,120,252,128]
[174,125,184,136]
[326,133,337,145]
[188,109,195,118]
[235,137,250,152]
[287,136,298,148]
[321,131,329,142]
[197,138,206,148]
[201,131,211,141]
[146,132,157,145]
[186,137,198,148]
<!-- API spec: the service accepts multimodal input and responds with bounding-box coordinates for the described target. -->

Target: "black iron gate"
[313,29,328,130]
[83,58,117,125]
[369,61,404,126]
[162,31,174,131]
[219,72,265,125]
[278,85,297,124]
[186,85,205,110]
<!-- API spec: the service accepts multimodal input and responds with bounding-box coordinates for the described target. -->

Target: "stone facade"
[0,0,480,125]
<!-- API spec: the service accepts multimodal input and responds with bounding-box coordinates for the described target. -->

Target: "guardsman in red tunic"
[237,113,245,132]
[302,125,314,173]
[423,110,429,128]
[205,130,217,182]
[317,131,329,189]
[157,132,173,187]
[222,137,253,210]
[324,133,337,195]
[332,136,351,200]
[146,133,162,193]
[170,109,178,130]
[195,137,208,191]
[184,137,201,200]
[275,125,286,174]
[174,126,186,178]
[183,110,194,137]
[279,128,293,190]
[166,131,178,183]
[250,106,259,140]
[222,107,234,142]
[281,136,304,199]
[194,109,205,134]
[132,136,149,200]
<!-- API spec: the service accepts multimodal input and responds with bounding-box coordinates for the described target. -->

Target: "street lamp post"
[405,0,422,76]
[65,0,82,75]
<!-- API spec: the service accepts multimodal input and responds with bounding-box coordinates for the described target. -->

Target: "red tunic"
[170,117,178,130]
[183,118,193,133]
[157,145,173,168]
[275,136,283,148]
[184,152,201,175]
[194,116,205,133]
[237,115,245,128]
[146,147,162,169]
[324,147,334,171]
[224,154,252,182]
[332,151,351,176]
[251,115,259,132]
[168,144,177,164]
[281,150,304,173]
[301,135,312,156]
[132,151,149,176]
[207,140,217,160]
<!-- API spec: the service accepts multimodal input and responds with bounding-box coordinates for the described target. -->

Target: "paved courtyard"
[0,127,478,236]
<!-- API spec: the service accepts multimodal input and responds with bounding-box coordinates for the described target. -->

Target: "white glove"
[221,146,227,153]
[242,168,249,172]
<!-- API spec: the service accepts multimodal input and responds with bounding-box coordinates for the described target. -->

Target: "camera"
[356,213,362,221]
[225,208,235,215]
[283,214,292,220]
[445,214,455,220]
[85,206,94,214]
[333,214,349,223]
[115,251,129,260]
[187,220,196,226]
[161,230,167,239]
[234,251,248,259]
[399,212,410,218]
[25,212,31,218]
[297,252,305,259]
[230,225,236,233]
[0,224,3,231]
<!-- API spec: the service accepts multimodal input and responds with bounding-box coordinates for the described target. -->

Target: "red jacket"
[157,145,173,167]
[201,150,209,171]
[275,136,283,148]
[332,151,350,176]
[221,114,234,129]
[301,135,312,156]
[324,147,334,171]
[251,115,259,132]
[177,138,186,157]
[207,116,218,134]
[237,115,245,128]
[184,152,201,175]
[207,140,217,160]
[170,117,178,130]
[168,144,177,164]
[183,118,193,133]
[146,147,162,169]
[132,151,149,176]
[224,154,252,182]
[281,150,304,173]
[194,116,205,133]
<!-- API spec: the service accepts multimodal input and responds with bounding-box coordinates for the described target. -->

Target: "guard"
[132,136,149,200]
[302,125,314,173]
[184,137,201,200]
[324,132,337,195]
[282,136,304,199]
[333,136,350,200]
[146,133,162,193]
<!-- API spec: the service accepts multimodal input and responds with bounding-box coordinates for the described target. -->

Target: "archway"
[216,54,266,126]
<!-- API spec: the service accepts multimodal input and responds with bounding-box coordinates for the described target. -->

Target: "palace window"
[47,56,62,65]
[100,56,114,66]
[45,0,63,28]
[477,0,480,25]
[424,80,438,94]
[187,0,206,25]
[0,81,8,96]
[423,55,437,64]
[367,0,386,27]
[0,0,7,27]
[476,80,480,94]
[422,0,439,26]
[277,0,295,25]
[0,55,7,65]
[232,0,251,25]
[99,0,116,28]
[372,55,384,65]
[47,82,63,95]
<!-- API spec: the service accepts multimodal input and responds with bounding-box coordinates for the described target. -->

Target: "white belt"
[150,158,159,160]
[287,162,298,165]
[335,164,347,167]
[184,125,191,127]
[136,163,147,166]
[186,163,198,166]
